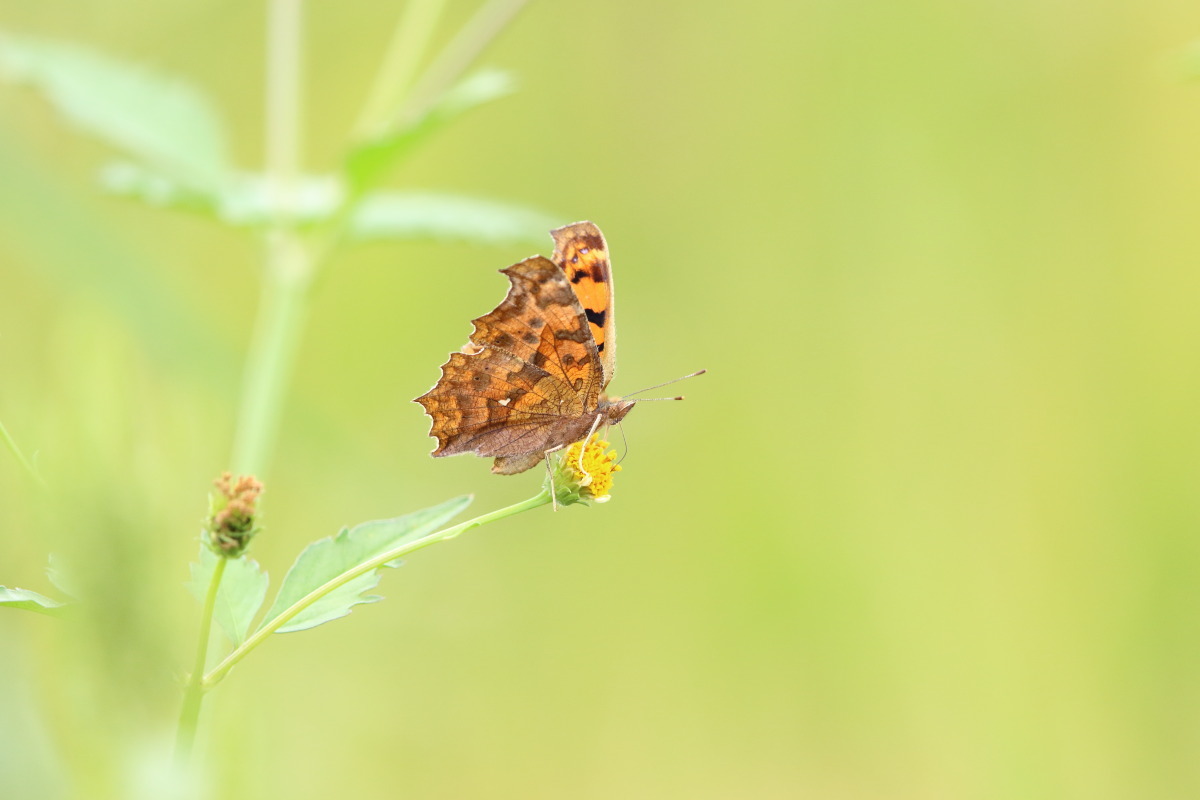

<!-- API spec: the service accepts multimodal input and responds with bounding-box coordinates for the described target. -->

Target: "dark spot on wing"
[571,269,588,284]
[554,325,590,343]
[535,281,574,310]
[585,308,607,328]
[507,363,546,386]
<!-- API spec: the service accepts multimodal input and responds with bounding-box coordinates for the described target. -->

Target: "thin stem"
[182,0,302,760]
[401,0,531,123]
[175,555,227,761]
[231,0,308,477]
[353,0,448,141]
[203,489,552,688]
[230,252,310,476]
[266,0,303,202]
[0,417,46,490]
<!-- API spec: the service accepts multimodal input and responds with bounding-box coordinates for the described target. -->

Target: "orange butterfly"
[415,222,632,474]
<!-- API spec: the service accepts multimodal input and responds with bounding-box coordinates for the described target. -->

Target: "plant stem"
[202,489,552,688]
[266,0,303,196]
[401,0,530,123]
[231,0,307,477]
[230,250,310,476]
[176,555,227,761]
[180,0,302,761]
[0,417,46,490]
[354,0,447,141]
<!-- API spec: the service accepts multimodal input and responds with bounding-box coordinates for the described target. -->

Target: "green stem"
[175,555,227,761]
[0,417,46,490]
[181,0,302,762]
[202,489,552,688]
[353,0,448,140]
[402,0,530,123]
[230,252,310,476]
[231,0,308,477]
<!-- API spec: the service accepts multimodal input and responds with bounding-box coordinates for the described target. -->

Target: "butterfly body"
[415,222,631,475]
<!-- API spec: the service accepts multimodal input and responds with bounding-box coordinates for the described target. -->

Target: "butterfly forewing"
[551,222,617,386]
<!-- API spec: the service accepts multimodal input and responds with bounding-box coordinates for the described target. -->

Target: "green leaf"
[261,495,472,634]
[350,191,558,245]
[345,68,516,195]
[100,162,342,226]
[0,586,67,617]
[0,30,230,189]
[187,547,269,646]
[102,162,555,246]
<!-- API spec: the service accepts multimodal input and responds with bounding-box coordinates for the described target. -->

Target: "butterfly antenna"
[621,369,707,400]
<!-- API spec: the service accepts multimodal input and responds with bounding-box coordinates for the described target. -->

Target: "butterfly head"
[601,395,636,425]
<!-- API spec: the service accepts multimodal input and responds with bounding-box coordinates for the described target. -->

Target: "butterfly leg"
[540,443,569,512]
[543,456,559,512]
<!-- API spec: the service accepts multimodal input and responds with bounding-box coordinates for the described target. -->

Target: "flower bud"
[203,471,263,557]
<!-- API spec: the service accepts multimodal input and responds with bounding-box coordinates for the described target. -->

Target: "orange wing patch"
[552,222,617,385]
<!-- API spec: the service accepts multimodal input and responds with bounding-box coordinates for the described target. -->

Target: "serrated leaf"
[345,68,516,194]
[350,191,558,245]
[0,30,229,189]
[262,495,472,634]
[187,547,269,646]
[0,586,67,617]
[100,162,343,226]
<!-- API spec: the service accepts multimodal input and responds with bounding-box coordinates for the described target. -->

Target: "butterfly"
[415,221,634,475]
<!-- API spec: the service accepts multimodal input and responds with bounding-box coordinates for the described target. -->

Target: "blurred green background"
[4,1,1200,797]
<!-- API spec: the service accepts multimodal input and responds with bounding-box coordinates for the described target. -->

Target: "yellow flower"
[552,434,622,505]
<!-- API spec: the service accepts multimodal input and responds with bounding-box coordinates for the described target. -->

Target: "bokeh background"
[3,1,1200,797]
